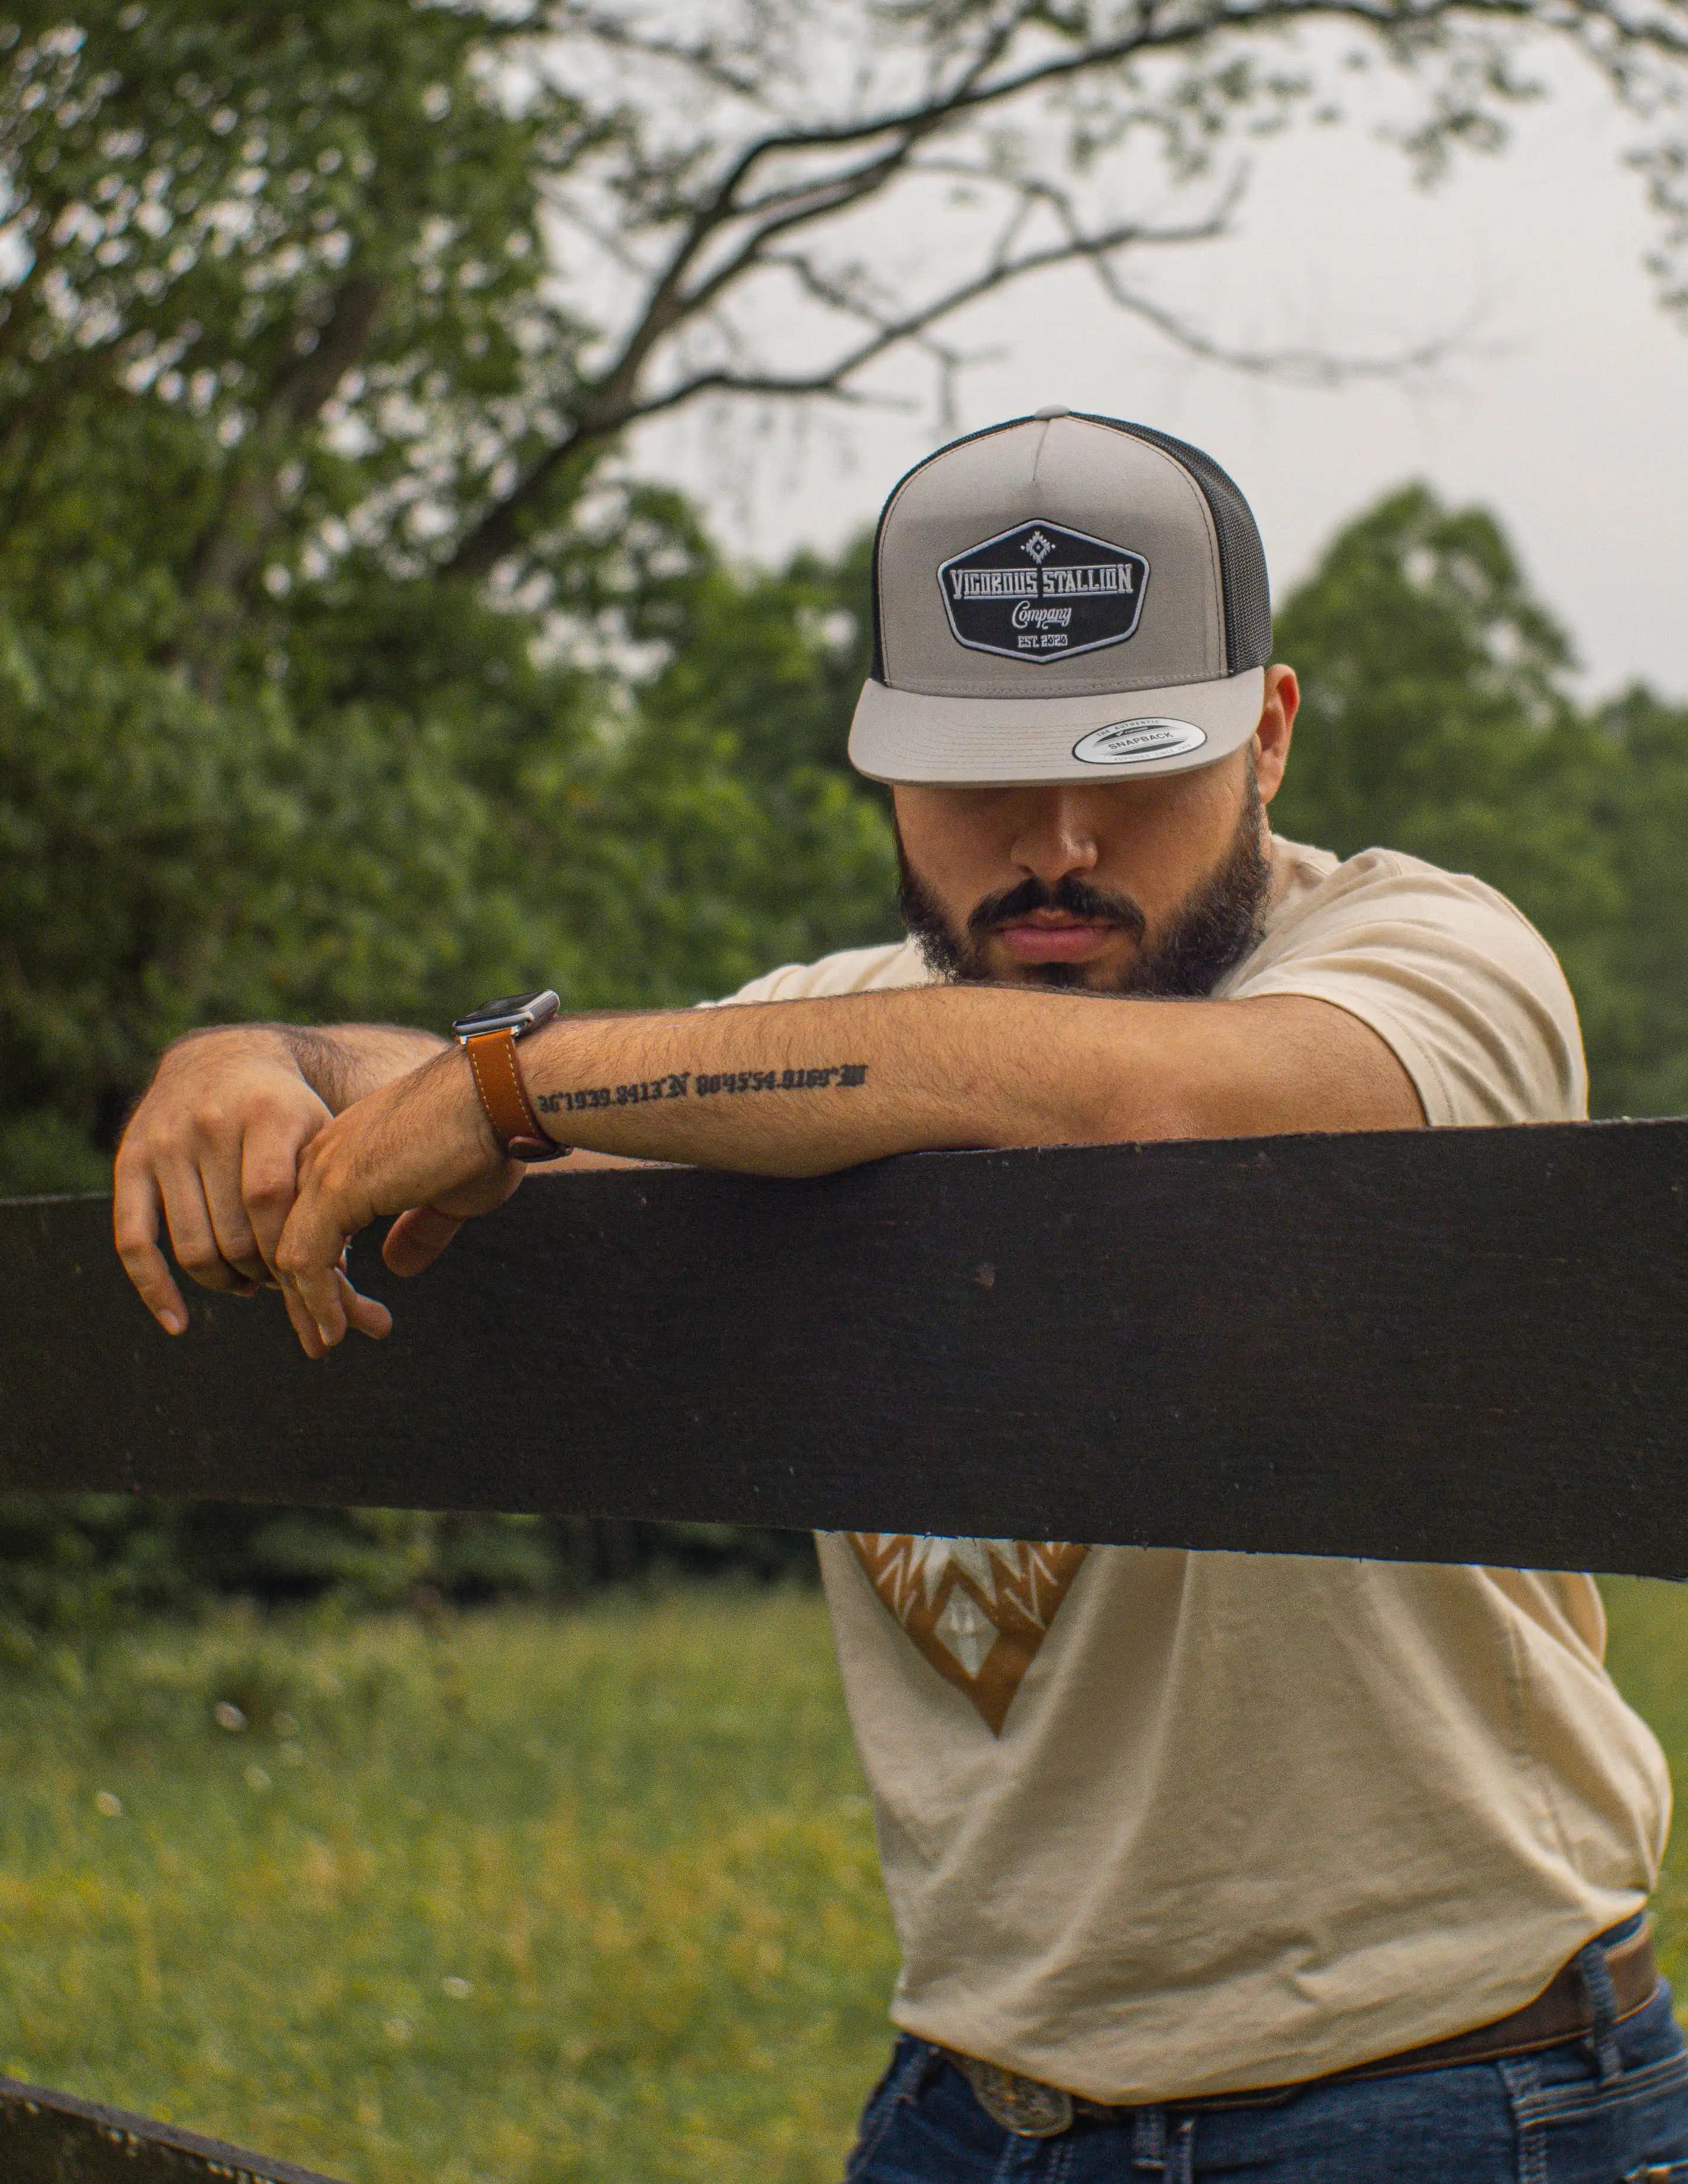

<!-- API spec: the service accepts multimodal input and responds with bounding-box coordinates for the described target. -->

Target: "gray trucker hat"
[848,408,1272,785]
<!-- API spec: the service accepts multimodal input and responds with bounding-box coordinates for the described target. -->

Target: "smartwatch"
[451,990,568,1163]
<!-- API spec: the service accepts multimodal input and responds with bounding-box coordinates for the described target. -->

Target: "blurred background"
[2,5,1688,2178]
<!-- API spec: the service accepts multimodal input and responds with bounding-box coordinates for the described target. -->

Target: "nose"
[1008,790,1101,887]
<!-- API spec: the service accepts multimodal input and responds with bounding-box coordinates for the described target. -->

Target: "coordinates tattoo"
[537,1062,869,1116]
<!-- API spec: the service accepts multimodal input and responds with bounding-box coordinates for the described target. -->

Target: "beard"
[897,761,1273,998]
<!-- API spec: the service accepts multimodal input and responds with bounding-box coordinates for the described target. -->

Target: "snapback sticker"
[938,520,1148,665]
[1073,720,1207,765]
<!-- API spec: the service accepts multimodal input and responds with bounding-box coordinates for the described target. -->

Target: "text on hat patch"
[938,520,1149,665]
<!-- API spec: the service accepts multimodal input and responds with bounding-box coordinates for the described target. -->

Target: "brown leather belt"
[944,1921,1659,2138]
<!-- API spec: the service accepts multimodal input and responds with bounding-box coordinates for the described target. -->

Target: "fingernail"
[160,1311,186,1335]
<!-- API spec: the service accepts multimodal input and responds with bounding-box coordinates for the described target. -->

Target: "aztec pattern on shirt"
[847,1534,1090,1733]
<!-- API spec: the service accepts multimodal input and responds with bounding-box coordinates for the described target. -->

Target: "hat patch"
[938,520,1148,666]
[1073,719,1207,765]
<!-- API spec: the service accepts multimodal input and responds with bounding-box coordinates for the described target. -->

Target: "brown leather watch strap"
[462,1027,567,1163]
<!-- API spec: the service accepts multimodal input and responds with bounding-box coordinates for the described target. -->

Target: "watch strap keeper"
[462,1026,568,1163]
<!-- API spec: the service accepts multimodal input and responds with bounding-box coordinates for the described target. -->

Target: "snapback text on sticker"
[1073,719,1207,765]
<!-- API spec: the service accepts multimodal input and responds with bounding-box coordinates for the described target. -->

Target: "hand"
[114,1028,391,1355]
[273,1047,520,1352]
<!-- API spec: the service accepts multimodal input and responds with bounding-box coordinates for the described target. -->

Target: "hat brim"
[848,667,1265,787]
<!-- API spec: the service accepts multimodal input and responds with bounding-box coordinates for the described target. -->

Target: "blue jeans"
[845,1984,1688,2183]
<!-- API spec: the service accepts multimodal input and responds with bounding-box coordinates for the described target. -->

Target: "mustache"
[967,873,1147,944]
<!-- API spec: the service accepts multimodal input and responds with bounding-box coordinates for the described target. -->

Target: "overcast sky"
[630,47,1688,703]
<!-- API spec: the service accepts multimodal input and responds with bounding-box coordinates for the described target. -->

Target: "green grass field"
[2,1578,1686,2184]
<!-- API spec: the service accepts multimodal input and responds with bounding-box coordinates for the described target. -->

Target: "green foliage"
[0,516,894,1184]
[1579,687,1688,1117]
[0,8,895,1189]
[1270,486,1579,862]
[0,586,556,1152]
[1272,484,1688,1117]
[0,0,555,611]
[561,530,894,1008]
[0,1494,816,1649]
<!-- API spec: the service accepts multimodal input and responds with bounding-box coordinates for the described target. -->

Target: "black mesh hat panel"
[1082,415,1273,672]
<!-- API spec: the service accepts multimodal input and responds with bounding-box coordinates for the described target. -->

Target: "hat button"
[1031,404,1071,419]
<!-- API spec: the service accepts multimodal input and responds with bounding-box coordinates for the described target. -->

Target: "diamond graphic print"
[847,1534,1091,1733]
[1022,529,1055,562]
[934,1588,996,1677]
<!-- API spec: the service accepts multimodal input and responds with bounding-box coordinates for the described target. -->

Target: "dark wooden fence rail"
[4,1117,1688,2180]
[0,2074,346,2183]
[5,1120,1688,1572]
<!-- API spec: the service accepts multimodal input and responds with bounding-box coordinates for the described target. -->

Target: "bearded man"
[114,410,1687,2184]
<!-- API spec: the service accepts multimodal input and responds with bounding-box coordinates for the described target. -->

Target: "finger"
[200,1150,272,1289]
[241,1122,314,1273]
[278,1142,393,1345]
[279,1266,389,1353]
[428,1163,525,1221]
[280,1281,327,1361]
[285,1259,348,1347]
[113,1165,190,1335]
[340,1269,392,1341]
[383,1204,462,1278]
[155,1159,256,1297]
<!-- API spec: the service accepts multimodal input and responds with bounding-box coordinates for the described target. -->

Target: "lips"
[995,918,1124,964]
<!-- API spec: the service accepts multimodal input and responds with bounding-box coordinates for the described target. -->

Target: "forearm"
[174,1021,449,1114]
[519,987,1156,1176]
[515,987,1421,1175]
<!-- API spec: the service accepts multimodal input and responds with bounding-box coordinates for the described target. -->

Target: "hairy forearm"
[276,1023,451,1111]
[519,987,1164,1176]
[513,987,1421,1176]
[175,1021,450,1114]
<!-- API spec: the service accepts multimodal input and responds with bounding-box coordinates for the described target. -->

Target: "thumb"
[383,1204,463,1277]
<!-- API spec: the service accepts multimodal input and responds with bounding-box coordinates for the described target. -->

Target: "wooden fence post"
[0,2072,348,2183]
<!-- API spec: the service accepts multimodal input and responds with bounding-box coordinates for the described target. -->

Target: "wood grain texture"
[5,1120,1687,1574]
[0,2074,346,2184]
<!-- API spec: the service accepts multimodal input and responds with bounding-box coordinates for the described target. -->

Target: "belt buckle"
[957,2056,1074,2138]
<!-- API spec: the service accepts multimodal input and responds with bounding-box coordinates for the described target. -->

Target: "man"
[115,410,1687,2182]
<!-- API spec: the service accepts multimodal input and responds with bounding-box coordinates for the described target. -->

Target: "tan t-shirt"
[718,837,1670,2102]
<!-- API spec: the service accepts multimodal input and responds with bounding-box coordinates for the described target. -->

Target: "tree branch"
[180,273,385,690]
[445,0,1688,581]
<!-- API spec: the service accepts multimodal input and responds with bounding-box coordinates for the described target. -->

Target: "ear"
[1252,665,1298,805]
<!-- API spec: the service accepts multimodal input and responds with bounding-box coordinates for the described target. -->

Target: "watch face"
[452,989,561,1039]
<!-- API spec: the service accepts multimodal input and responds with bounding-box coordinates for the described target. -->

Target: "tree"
[0,466,898,1191]
[1270,483,1687,1118]
[4,0,1687,1192]
[8,0,1688,640]
[0,1,905,1191]
[1579,684,1688,1117]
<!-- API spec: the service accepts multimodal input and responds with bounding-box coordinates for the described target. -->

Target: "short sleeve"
[702,940,933,1009]
[1232,850,1586,1127]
